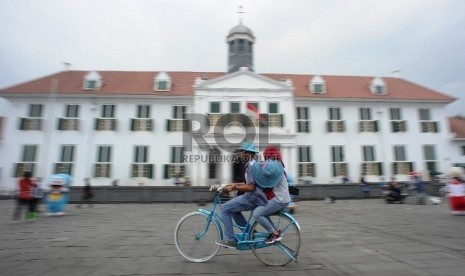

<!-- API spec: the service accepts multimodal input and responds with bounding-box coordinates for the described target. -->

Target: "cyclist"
[215,142,268,248]
[252,146,290,244]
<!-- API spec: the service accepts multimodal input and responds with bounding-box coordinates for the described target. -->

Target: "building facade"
[0,23,462,188]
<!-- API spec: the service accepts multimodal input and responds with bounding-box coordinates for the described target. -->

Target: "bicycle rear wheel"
[174,211,221,262]
[250,213,300,266]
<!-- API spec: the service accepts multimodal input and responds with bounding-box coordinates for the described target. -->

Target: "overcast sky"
[0,0,464,115]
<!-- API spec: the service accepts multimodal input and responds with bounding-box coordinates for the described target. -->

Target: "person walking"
[12,171,37,221]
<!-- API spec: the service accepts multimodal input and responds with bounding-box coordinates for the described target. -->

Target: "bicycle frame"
[198,189,301,260]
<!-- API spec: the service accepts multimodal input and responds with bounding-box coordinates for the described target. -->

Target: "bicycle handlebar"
[209,183,227,192]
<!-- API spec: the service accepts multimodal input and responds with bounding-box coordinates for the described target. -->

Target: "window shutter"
[131,119,136,131]
[164,165,170,179]
[147,164,154,179]
[166,119,171,131]
[94,118,99,130]
[57,118,63,130]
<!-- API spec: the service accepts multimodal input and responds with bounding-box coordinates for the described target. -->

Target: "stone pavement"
[1,199,465,276]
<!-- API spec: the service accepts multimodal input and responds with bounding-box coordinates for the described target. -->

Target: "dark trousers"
[12,198,35,220]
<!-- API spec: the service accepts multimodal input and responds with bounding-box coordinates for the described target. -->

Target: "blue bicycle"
[174,184,301,265]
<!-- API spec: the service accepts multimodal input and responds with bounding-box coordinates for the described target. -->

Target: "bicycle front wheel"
[250,213,301,266]
[174,211,221,262]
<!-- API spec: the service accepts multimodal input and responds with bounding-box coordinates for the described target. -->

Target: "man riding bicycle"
[215,142,268,248]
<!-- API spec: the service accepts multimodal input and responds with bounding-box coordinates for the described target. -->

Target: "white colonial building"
[0,23,464,188]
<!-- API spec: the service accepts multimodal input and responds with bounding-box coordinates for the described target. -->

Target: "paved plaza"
[1,198,465,276]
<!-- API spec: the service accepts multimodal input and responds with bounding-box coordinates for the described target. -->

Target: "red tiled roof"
[0,70,455,102]
[0,71,225,96]
[264,74,454,101]
[449,117,465,139]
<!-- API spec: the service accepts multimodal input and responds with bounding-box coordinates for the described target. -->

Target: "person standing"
[12,171,37,221]
[360,176,370,198]
[76,178,94,208]
[445,167,465,215]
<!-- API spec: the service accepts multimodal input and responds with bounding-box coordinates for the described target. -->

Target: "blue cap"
[240,142,258,153]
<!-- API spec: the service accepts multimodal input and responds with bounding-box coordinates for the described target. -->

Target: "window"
[298,146,315,177]
[164,146,186,179]
[374,85,385,94]
[210,102,221,113]
[83,71,102,90]
[462,146,465,156]
[361,146,382,176]
[313,84,323,93]
[327,108,344,132]
[65,105,79,118]
[54,145,75,175]
[95,105,117,131]
[101,105,115,118]
[134,146,148,163]
[331,146,347,177]
[269,103,278,114]
[14,145,38,177]
[309,75,326,94]
[19,104,44,131]
[390,108,407,132]
[394,145,406,161]
[390,108,401,120]
[157,81,168,91]
[137,105,151,118]
[173,106,186,119]
[370,77,386,95]
[171,146,184,163]
[329,108,341,120]
[58,105,80,131]
[360,108,372,120]
[238,39,245,53]
[94,146,112,178]
[359,108,378,132]
[392,145,412,175]
[230,102,240,113]
[29,104,43,117]
[419,109,431,121]
[362,146,375,162]
[266,103,283,127]
[167,106,189,132]
[132,146,153,178]
[296,107,310,133]
[154,72,171,91]
[423,145,437,173]
[131,105,153,131]
[419,109,439,133]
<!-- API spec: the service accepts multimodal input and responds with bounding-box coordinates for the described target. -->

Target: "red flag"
[246,102,267,126]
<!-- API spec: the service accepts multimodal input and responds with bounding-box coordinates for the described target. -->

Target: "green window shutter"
[280,114,284,127]
[164,165,170,179]
[166,119,171,131]
[19,118,25,130]
[57,118,62,130]
[94,118,99,130]
[131,119,135,131]
[147,164,154,179]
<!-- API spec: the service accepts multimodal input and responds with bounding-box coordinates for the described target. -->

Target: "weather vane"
[237,5,245,24]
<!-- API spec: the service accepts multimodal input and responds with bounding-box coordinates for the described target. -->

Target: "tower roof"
[228,23,254,38]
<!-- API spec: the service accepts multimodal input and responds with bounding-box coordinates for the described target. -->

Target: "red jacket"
[18,178,36,199]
